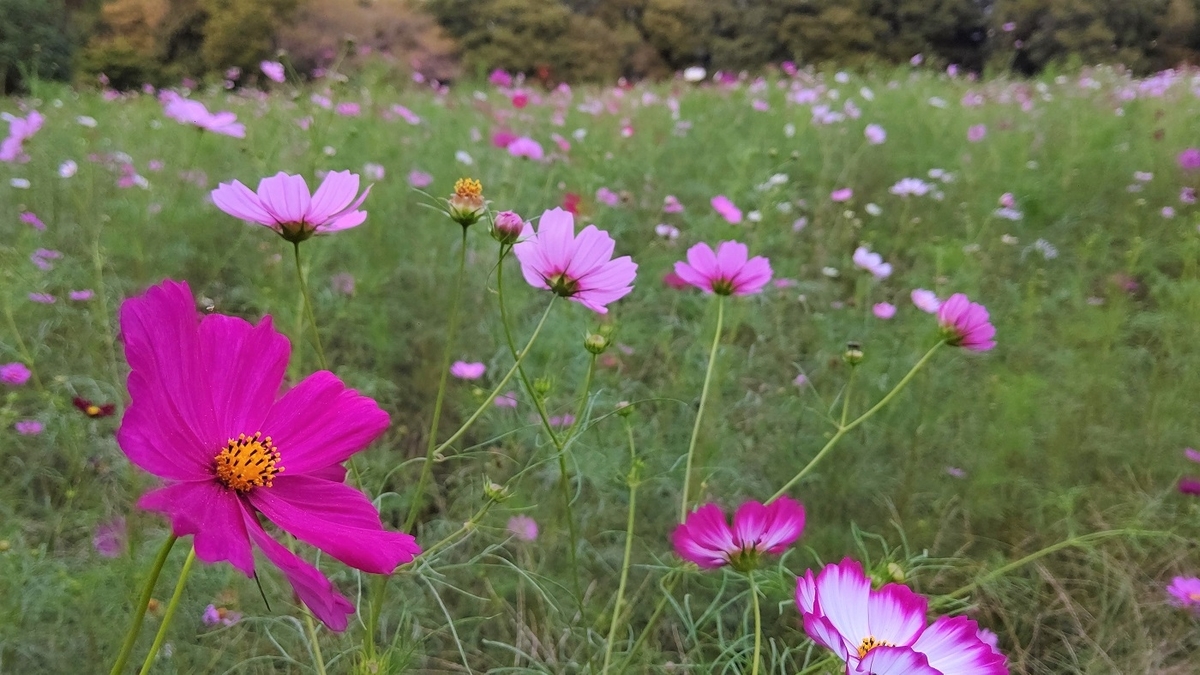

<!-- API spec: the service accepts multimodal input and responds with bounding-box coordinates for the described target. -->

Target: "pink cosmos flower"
[711,195,743,223]
[261,61,286,83]
[549,414,575,428]
[512,207,637,314]
[797,559,1007,674]
[15,419,43,435]
[967,124,987,142]
[853,246,893,279]
[492,130,518,149]
[20,211,46,230]
[831,188,853,203]
[0,110,44,162]
[1180,448,1200,496]
[1182,187,1197,204]
[28,293,55,304]
[873,302,897,319]
[391,105,420,125]
[335,102,360,117]
[1179,148,1200,171]
[508,137,545,160]
[673,497,805,571]
[494,391,518,408]
[489,69,513,87]
[673,241,772,296]
[865,124,887,145]
[363,163,385,182]
[1,363,31,386]
[937,293,996,351]
[507,515,538,542]
[93,517,128,558]
[663,195,684,213]
[912,289,941,313]
[1167,576,1200,612]
[890,178,932,197]
[118,280,420,631]
[163,98,245,138]
[663,271,689,289]
[211,171,371,242]
[596,187,620,207]
[330,273,355,296]
[408,170,433,189]
[203,604,242,626]
[655,223,680,240]
[450,361,486,380]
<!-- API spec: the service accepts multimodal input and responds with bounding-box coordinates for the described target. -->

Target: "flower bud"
[584,332,609,355]
[615,400,634,417]
[843,341,864,366]
[533,376,552,397]
[448,178,486,227]
[887,561,906,583]
[491,210,524,244]
[483,477,511,502]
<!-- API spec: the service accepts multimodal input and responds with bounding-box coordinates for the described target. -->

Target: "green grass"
[2,65,1199,673]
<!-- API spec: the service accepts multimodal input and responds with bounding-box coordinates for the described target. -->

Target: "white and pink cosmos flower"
[211,171,371,242]
[673,497,805,571]
[797,558,1008,675]
[512,207,637,314]
[853,246,893,279]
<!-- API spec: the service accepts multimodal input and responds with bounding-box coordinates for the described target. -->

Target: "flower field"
[3,63,1200,673]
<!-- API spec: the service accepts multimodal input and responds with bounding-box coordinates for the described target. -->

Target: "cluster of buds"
[448,177,486,227]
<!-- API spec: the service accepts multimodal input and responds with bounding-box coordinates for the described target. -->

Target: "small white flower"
[747,210,762,222]
[455,150,474,165]
[822,266,839,277]
[784,123,796,138]
[10,178,31,189]
[865,203,882,216]
[77,116,98,128]
[683,66,707,83]
[58,160,78,178]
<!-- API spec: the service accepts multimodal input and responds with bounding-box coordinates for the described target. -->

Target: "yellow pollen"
[857,636,892,658]
[214,432,283,492]
[86,405,101,416]
[454,177,483,198]
[1190,592,1200,601]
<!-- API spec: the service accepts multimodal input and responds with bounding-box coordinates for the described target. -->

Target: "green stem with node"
[768,340,944,503]
[680,295,724,522]
[602,419,640,674]
[136,544,196,675]
[292,241,329,371]
[109,535,177,675]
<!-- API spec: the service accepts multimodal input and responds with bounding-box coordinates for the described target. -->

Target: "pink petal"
[307,171,360,224]
[242,508,355,631]
[199,314,289,441]
[251,475,420,573]
[257,173,311,225]
[858,646,940,675]
[912,615,1008,675]
[261,371,390,475]
[866,582,928,646]
[813,558,873,644]
[731,501,769,549]
[138,481,255,576]
[536,207,576,271]
[565,225,616,278]
[802,614,853,660]
[714,241,750,281]
[757,496,805,552]
[684,242,720,281]
[211,181,276,226]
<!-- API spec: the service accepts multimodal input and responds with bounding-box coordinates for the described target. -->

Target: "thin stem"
[292,242,328,371]
[137,544,196,675]
[945,528,1170,600]
[680,295,724,522]
[619,571,680,673]
[748,573,762,675]
[768,341,944,503]
[602,421,640,674]
[2,300,43,391]
[407,502,494,565]
[301,607,329,675]
[90,224,120,387]
[403,228,469,532]
[109,535,177,675]
[840,366,857,428]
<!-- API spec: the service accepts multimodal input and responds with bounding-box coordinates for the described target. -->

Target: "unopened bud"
[843,341,864,366]
[887,562,906,583]
[448,178,486,227]
[533,376,552,396]
[0,540,9,552]
[491,210,525,244]
[584,332,609,355]
[615,400,633,417]
[483,477,510,502]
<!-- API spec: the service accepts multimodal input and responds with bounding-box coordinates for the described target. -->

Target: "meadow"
[2,62,1200,674]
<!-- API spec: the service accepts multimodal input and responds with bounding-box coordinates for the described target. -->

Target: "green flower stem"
[748,573,762,675]
[601,420,640,674]
[796,655,839,675]
[292,241,329,371]
[109,534,177,675]
[618,571,680,673]
[944,528,1174,601]
[495,247,583,602]
[136,544,196,675]
[407,502,494,566]
[301,610,329,675]
[680,295,724,522]
[768,341,944,503]
[2,299,43,392]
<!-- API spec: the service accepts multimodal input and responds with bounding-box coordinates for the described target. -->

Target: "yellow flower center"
[215,432,283,492]
[454,177,483,198]
[1190,592,1200,601]
[86,405,101,416]
[857,636,892,658]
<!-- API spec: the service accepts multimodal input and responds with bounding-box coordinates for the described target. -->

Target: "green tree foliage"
[0,0,75,92]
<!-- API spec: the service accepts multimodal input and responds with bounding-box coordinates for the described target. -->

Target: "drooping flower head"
[936,293,996,351]
[512,207,637,314]
[673,241,772,296]
[673,497,805,572]
[797,558,1008,674]
[117,280,420,631]
[1167,576,1200,612]
[162,97,245,138]
[448,177,486,227]
[212,171,371,243]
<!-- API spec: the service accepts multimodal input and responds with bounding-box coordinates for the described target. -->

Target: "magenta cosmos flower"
[512,207,637,314]
[1179,448,1200,496]
[797,558,1008,674]
[450,361,486,380]
[211,171,371,243]
[673,497,805,571]
[1,110,44,162]
[937,293,996,351]
[261,61,286,83]
[118,281,420,631]
[1167,576,1200,612]
[710,195,743,224]
[162,97,245,138]
[1,362,31,386]
[673,241,772,296]
[1177,149,1200,171]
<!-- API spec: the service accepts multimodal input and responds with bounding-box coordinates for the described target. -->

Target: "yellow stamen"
[86,405,101,416]
[454,177,483,198]
[214,432,283,492]
[857,636,892,658]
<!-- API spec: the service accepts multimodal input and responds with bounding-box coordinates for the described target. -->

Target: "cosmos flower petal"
[121,371,214,480]
[199,314,289,441]
[731,500,770,549]
[866,582,929,645]
[857,646,940,675]
[211,180,276,226]
[138,481,255,577]
[911,615,1009,675]
[813,558,874,643]
[536,207,576,268]
[242,508,355,632]
[566,225,617,278]
[261,371,390,475]
[257,172,311,225]
[757,497,805,552]
[802,614,853,660]
[307,171,360,224]
[684,242,720,281]
[251,475,420,574]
